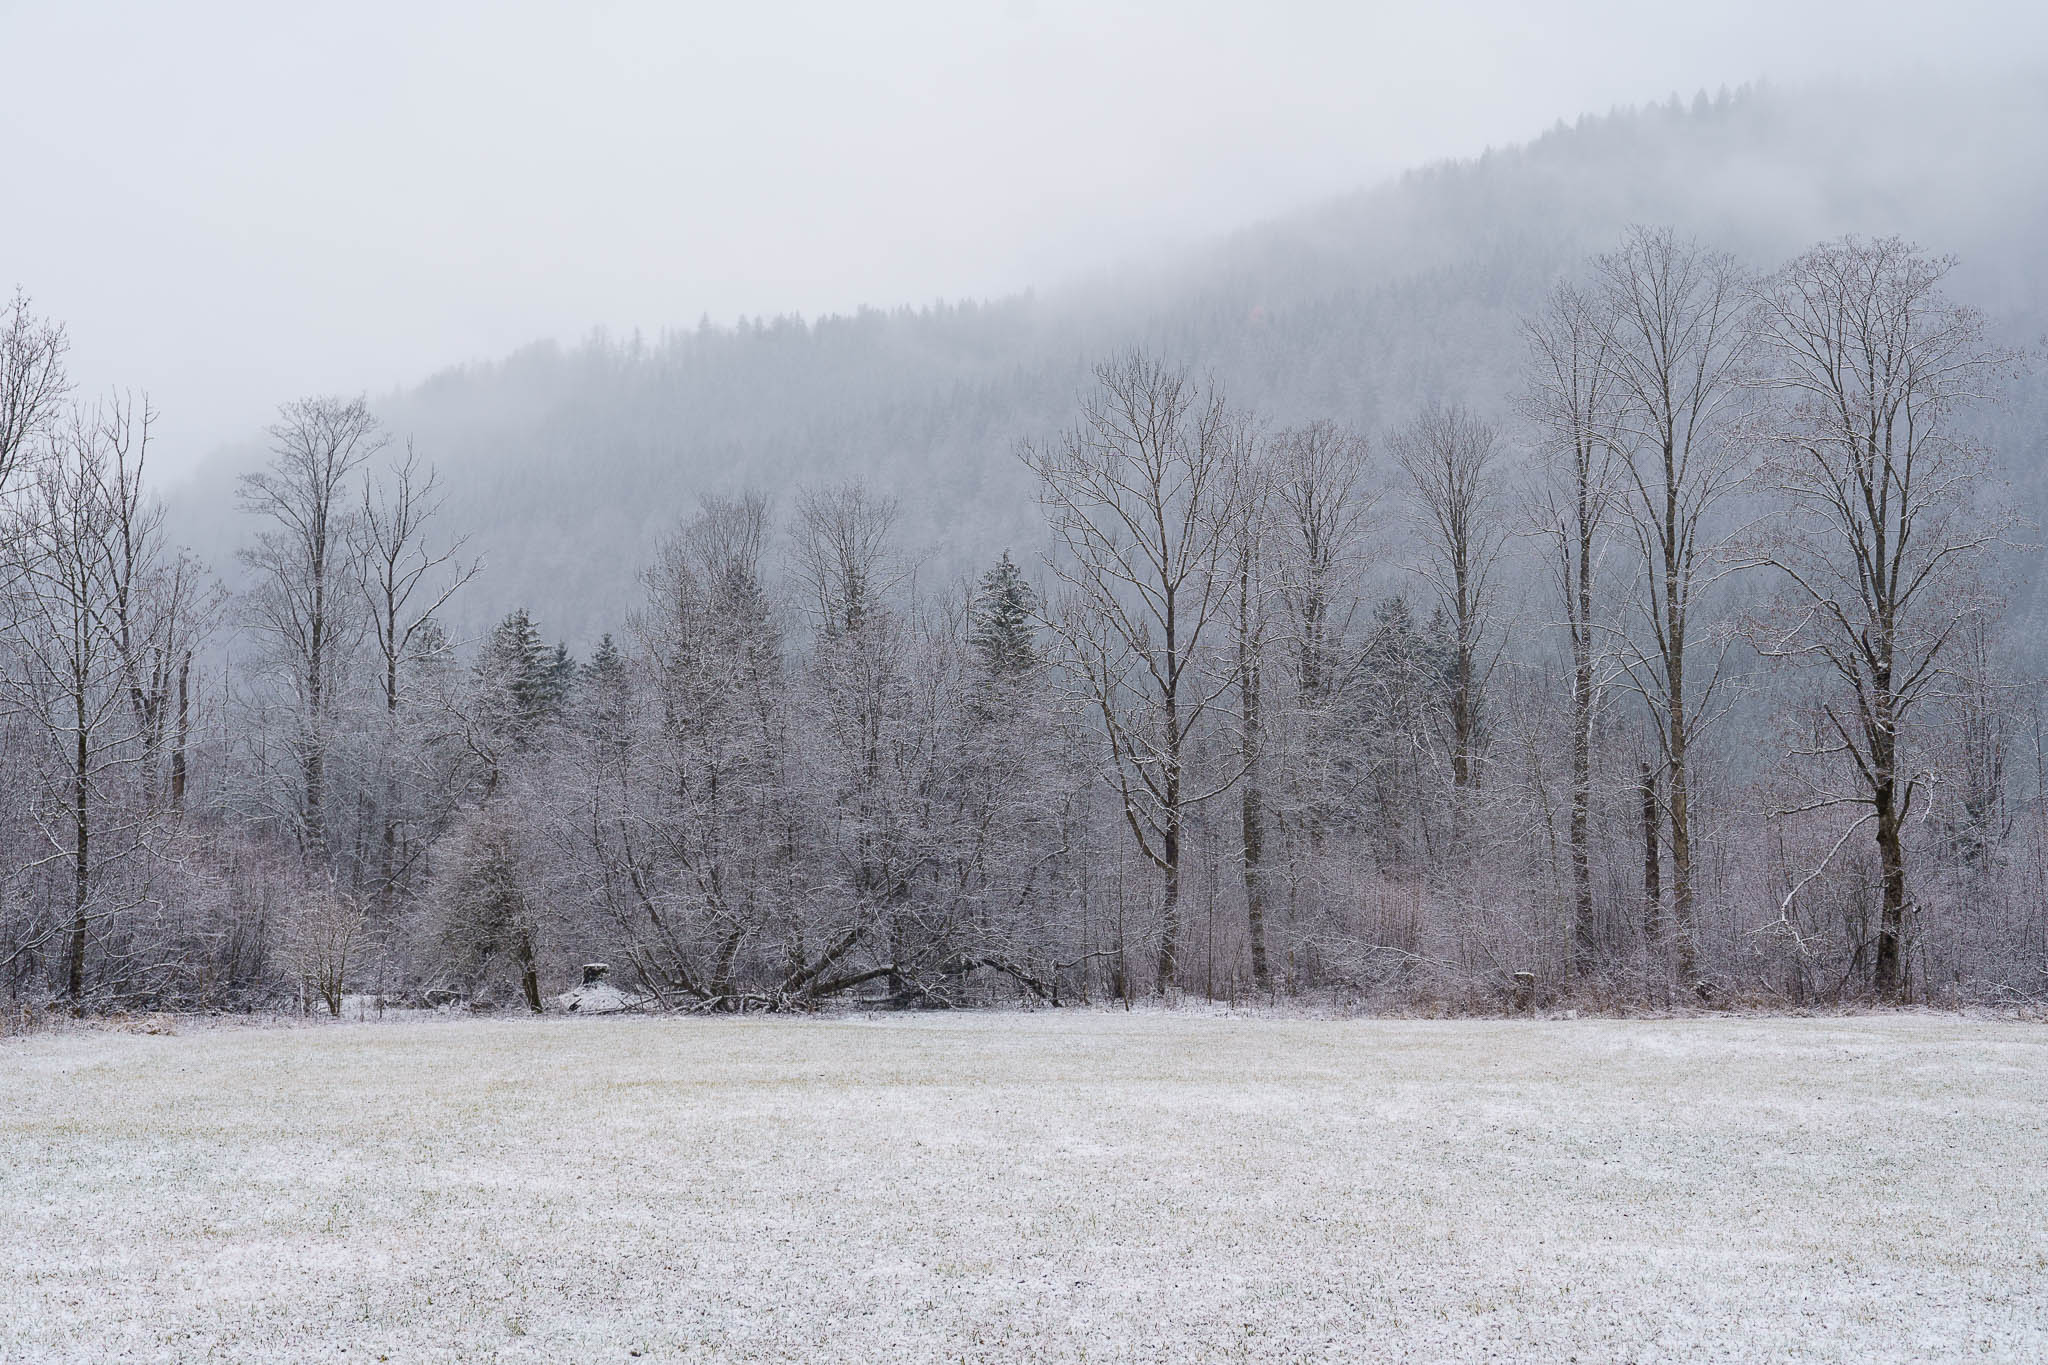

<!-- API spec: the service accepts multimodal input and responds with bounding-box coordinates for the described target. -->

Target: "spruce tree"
[579,632,632,752]
[969,550,1039,680]
[479,608,574,748]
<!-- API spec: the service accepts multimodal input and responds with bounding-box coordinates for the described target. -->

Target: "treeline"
[0,226,2041,1017]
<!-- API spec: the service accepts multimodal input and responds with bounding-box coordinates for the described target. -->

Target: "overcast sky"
[4,0,2043,474]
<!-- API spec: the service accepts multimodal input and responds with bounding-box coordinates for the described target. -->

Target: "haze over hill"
[165,73,2048,645]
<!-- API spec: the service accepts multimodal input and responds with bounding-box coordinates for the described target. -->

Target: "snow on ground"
[2,1010,2043,1363]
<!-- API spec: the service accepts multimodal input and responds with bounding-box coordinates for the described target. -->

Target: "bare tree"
[1746,236,2018,1001]
[794,482,915,993]
[1227,424,1276,993]
[1270,420,1377,703]
[1,416,135,1000]
[352,445,476,913]
[1266,420,1378,966]
[282,886,370,1017]
[793,482,902,639]
[1392,404,1506,797]
[1595,226,1755,986]
[1522,281,1622,977]
[355,444,474,721]
[98,393,221,811]
[611,492,792,1008]
[238,396,384,863]
[1024,352,1251,991]
[0,288,70,496]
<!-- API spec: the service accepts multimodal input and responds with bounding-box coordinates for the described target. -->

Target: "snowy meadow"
[3,1011,2043,1362]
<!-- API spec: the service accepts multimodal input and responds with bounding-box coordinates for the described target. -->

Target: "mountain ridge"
[167,72,2048,646]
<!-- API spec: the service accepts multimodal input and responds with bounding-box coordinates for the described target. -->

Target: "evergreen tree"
[969,550,1039,680]
[578,632,633,754]
[580,632,625,689]
[543,642,576,714]
[477,608,573,749]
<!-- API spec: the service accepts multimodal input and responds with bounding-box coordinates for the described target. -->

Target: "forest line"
[0,226,2037,1018]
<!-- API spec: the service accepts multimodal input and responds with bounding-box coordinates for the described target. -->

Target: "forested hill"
[167,74,2048,644]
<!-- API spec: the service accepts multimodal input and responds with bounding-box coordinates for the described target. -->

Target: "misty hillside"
[169,76,2048,644]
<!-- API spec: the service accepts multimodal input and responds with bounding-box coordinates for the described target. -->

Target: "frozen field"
[3,1011,2043,1363]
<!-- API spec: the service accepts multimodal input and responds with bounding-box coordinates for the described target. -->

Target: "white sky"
[3,0,2043,474]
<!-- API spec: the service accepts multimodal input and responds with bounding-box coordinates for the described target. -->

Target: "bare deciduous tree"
[1024,352,1250,991]
[1393,404,1506,798]
[2,416,135,1001]
[1227,424,1275,993]
[1270,420,1377,702]
[0,288,70,495]
[1746,236,2019,1000]
[1523,281,1622,977]
[793,482,902,639]
[238,396,385,863]
[98,393,221,812]
[1596,226,1755,986]
[282,887,370,1017]
[353,445,476,914]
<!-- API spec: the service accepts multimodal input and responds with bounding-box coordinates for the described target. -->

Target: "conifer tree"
[578,632,632,754]
[477,608,573,751]
[969,550,1039,680]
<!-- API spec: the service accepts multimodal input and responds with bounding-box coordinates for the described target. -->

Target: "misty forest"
[5,82,2045,1022]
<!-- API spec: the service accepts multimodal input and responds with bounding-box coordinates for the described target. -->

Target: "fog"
[5,0,2042,475]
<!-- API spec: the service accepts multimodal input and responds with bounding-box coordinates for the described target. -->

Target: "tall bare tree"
[1595,227,1755,986]
[794,482,915,995]
[1523,281,1622,977]
[238,396,384,863]
[1746,236,2018,1000]
[353,444,475,912]
[1024,352,1250,991]
[1227,424,1275,993]
[1270,420,1376,703]
[1393,404,1506,797]
[98,393,220,811]
[2,416,134,1000]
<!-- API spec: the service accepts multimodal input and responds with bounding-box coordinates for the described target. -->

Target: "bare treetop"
[0,289,71,494]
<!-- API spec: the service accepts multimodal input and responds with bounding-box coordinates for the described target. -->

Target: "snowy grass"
[3,1010,2043,1362]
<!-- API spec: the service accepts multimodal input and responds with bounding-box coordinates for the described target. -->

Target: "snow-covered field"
[3,1011,2042,1363]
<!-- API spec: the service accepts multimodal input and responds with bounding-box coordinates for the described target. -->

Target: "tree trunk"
[518,928,542,1013]
[305,577,328,861]
[1641,761,1662,952]
[305,724,327,858]
[1157,815,1180,992]
[1240,561,1271,994]
[1874,795,1908,1001]
[1872,708,1908,1001]
[1569,539,1595,978]
[1157,672,1182,992]
[1667,740,1698,983]
[379,643,398,920]
[1452,561,1476,792]
[66,707,89,1004]
[169,652,190,811]
[1569,696,1594,976]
